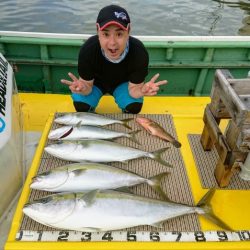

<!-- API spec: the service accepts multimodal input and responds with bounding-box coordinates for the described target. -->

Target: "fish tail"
[172,140,182,148]
[150,147,173,168]
[121,118,133,129]
[128,130,141,144]
[197,188,233,231]
[147,172,170,200]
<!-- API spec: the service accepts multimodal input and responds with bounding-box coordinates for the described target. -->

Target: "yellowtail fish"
[30,162,169,199]
[136,117,181,148]
[54,112,133,129]
[45,140,173,168]
[23,188,232,232]
[48,125,140,144]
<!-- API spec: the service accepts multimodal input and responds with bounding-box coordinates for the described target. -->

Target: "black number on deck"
[57,231,69,241]
[127,231,137,241]
[102,232,113,241]
[217,231,228,241]
[37,231,43,241]
[150,232,160,241]
[81,232,92,241]
[194,231,206,242]
[172,231,182,241]
[237,231,250,241]
[16,231,23,241]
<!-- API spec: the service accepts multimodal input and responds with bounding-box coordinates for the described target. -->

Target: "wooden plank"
[228,78,250,96]
[225,120,250,152]
[209,85,230,119]
[202,106,221,143]
[215,69,248,125]
[202,106,231,163]
[238,127,250,152]
[214,158,240,187]
[200,125,213,150]
[225,120,240,150]
[238,95,250,111]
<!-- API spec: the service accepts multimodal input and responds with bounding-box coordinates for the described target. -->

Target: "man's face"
[98,24,129,60]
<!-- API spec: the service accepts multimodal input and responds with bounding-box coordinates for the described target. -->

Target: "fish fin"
[80,190,99,206]
[172,140,182,148]
[114,187,133,194]
[75,121,82,127]
[147,172,170,200]
[150,221,165,228]
[128,130,141,144]
[151,147,173,168]
[121,118,133,129]
[197,188,233,231]
[68,168,87,177]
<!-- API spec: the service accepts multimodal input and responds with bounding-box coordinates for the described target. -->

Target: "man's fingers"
[155,80,168,86]
[68,72,78,82]
[147,91,157,96]
[61,79,73,86]
[150,73,160,83]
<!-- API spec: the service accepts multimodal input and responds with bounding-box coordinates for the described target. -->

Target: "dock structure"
[201,69,250,187]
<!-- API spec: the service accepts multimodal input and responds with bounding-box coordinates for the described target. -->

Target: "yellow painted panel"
[5,94,250,250]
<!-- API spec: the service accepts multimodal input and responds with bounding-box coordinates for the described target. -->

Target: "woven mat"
[20,114,200,232]
[188,134,250,190]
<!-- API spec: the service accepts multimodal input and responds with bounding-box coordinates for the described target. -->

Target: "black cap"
[96,5,130,31]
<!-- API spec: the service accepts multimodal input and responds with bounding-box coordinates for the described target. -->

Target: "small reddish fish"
[136,117,181,148]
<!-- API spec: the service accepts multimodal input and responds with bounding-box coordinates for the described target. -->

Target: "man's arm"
[128,73,167,98]
[61,72,94,95]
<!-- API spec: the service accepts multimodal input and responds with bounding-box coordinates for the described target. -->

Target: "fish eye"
[38,196,53,204]
[39,171,50,177]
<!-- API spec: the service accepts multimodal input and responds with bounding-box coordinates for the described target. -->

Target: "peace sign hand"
[141,73,167,96]
[61,72,93,95]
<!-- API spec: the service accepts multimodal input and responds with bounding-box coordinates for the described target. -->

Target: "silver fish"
[44,140,173,168]
[23,189,232,232]
[30,162,168,199]
[54,112,133,129]
[48,125,140,144]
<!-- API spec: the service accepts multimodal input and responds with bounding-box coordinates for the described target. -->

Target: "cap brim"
[97,21,129,31]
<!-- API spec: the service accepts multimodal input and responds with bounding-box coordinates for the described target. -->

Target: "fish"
[136,117,181,148]
[30,162,169,199]
[23,188,232,232]
[48,125,140,144]
[44,139,173,168]
[54,112,133,129]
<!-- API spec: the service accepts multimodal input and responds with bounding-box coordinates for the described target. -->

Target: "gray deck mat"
[20,114,200,232]
[188,134,250,190]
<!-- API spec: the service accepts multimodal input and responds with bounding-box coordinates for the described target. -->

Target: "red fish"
[136,117,181,148]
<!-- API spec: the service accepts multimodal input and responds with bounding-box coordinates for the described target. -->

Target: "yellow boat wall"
[4,92,250,250]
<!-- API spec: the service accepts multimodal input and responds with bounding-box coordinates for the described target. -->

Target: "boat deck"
[4,94,250,250]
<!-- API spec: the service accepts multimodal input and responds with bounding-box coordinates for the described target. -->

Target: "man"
[61,4,167,113]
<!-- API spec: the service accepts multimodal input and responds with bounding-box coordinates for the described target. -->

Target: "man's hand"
[141,73,167,96]
[61,72,93,95]
[129,73,167,98]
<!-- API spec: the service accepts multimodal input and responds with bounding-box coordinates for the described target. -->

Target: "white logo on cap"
[114,11,127,20]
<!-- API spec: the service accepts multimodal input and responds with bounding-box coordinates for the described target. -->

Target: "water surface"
[0,0,249,35]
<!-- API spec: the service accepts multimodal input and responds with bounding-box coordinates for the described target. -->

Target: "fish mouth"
[30,176,40,186]
[30,176,47,189]
[30,172,70,191]
[23,202,31,208]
